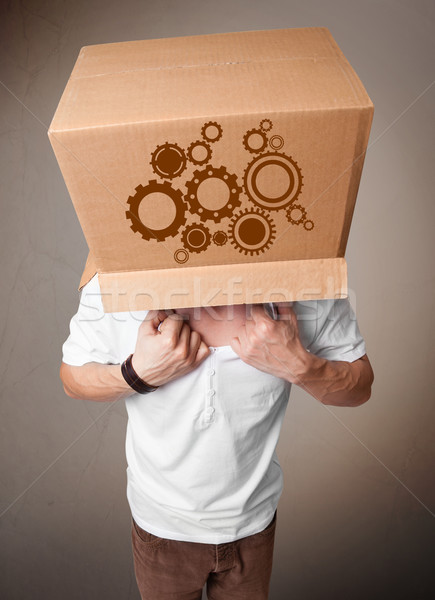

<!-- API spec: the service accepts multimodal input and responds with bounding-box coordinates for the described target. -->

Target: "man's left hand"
[230,303,374,407]
[230,304,309,384]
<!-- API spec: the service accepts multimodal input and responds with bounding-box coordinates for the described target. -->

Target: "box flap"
[49,28,372,132]
[97,257,348,312]
[79,252,98,290]
[71,27,342,78]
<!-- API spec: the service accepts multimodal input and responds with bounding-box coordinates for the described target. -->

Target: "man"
[60,273,373,599]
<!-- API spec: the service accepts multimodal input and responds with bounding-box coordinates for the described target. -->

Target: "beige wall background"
[1,1,434,598]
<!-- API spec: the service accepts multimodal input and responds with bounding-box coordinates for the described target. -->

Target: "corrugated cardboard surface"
[50,27,373,311]
[98,258,348,311]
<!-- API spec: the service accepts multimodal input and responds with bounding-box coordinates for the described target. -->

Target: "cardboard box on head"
[48,27,373,312]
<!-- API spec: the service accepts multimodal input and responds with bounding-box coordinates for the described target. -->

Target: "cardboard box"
[48,27,373,311]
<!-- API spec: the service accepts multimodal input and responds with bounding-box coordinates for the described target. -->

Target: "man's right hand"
[131,310,210,388]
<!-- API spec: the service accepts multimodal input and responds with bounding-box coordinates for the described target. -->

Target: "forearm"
[60,361,133,402]
[293,353,374,407]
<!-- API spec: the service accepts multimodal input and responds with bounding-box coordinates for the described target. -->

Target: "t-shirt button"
[206,407,215,415]
[208,369,215,376]
[208,389,216,397]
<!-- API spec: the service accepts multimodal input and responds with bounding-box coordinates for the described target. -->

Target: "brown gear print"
[126,180,187,242]
[243,151,303,211]
[212,230,228,246]
[174,248,189,264]
[269,135,284,150]
[151,142,187,179]
[187,140,212,166]
[259,118,273,132]
[201,121,223,143]
[181,223,211,254]
[243,128,269,154]
[229,208,276,255]
[303,220,314,231]
[286,204,307,225]
[185,165,243,223]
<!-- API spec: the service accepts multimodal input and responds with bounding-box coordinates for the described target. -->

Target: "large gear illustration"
[126,180,187,242]
[150,142,187,179]
[243,128,269,154]
[201,121,223,143]
[181,223,211,254]
[243,151,303,211]
[185,165,243,223]
[229,208,276,255]
[128,119,308,257]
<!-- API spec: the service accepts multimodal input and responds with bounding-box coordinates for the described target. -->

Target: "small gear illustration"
[243,128,269,154]
[187,140,212,166]
[286,204,307,225]
[304,220,314,231]
[150,142,187,180]
[126,180,187,242]
[212,230,228,246]
[243,151,303,211]
[174,248,189,264]
[181,223,211,254]
[259,119,273,132]
[229,208,276,255]
[201,121,223,143]
[185,165,243,223]
[269,135,284,150]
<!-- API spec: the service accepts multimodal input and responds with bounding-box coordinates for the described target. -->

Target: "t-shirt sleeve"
[307,298,367,363]
[62,275,120,366]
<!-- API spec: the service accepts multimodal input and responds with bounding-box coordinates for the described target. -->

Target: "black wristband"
[121,354,159,394]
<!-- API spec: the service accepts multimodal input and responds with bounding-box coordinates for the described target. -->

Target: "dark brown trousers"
[131,513,277,599]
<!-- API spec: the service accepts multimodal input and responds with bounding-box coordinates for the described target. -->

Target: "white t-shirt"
[62,275,366,544]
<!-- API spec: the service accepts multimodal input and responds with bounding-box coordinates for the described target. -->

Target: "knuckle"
[174,344,189,361]
[195,344,209,362]
[190,330,200,344]
[185,351,196,366]
[181,323,191,337]
[162,333,177,350]
[259,319,273,335]
[168,313,183,323]
[244,339,255,356]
